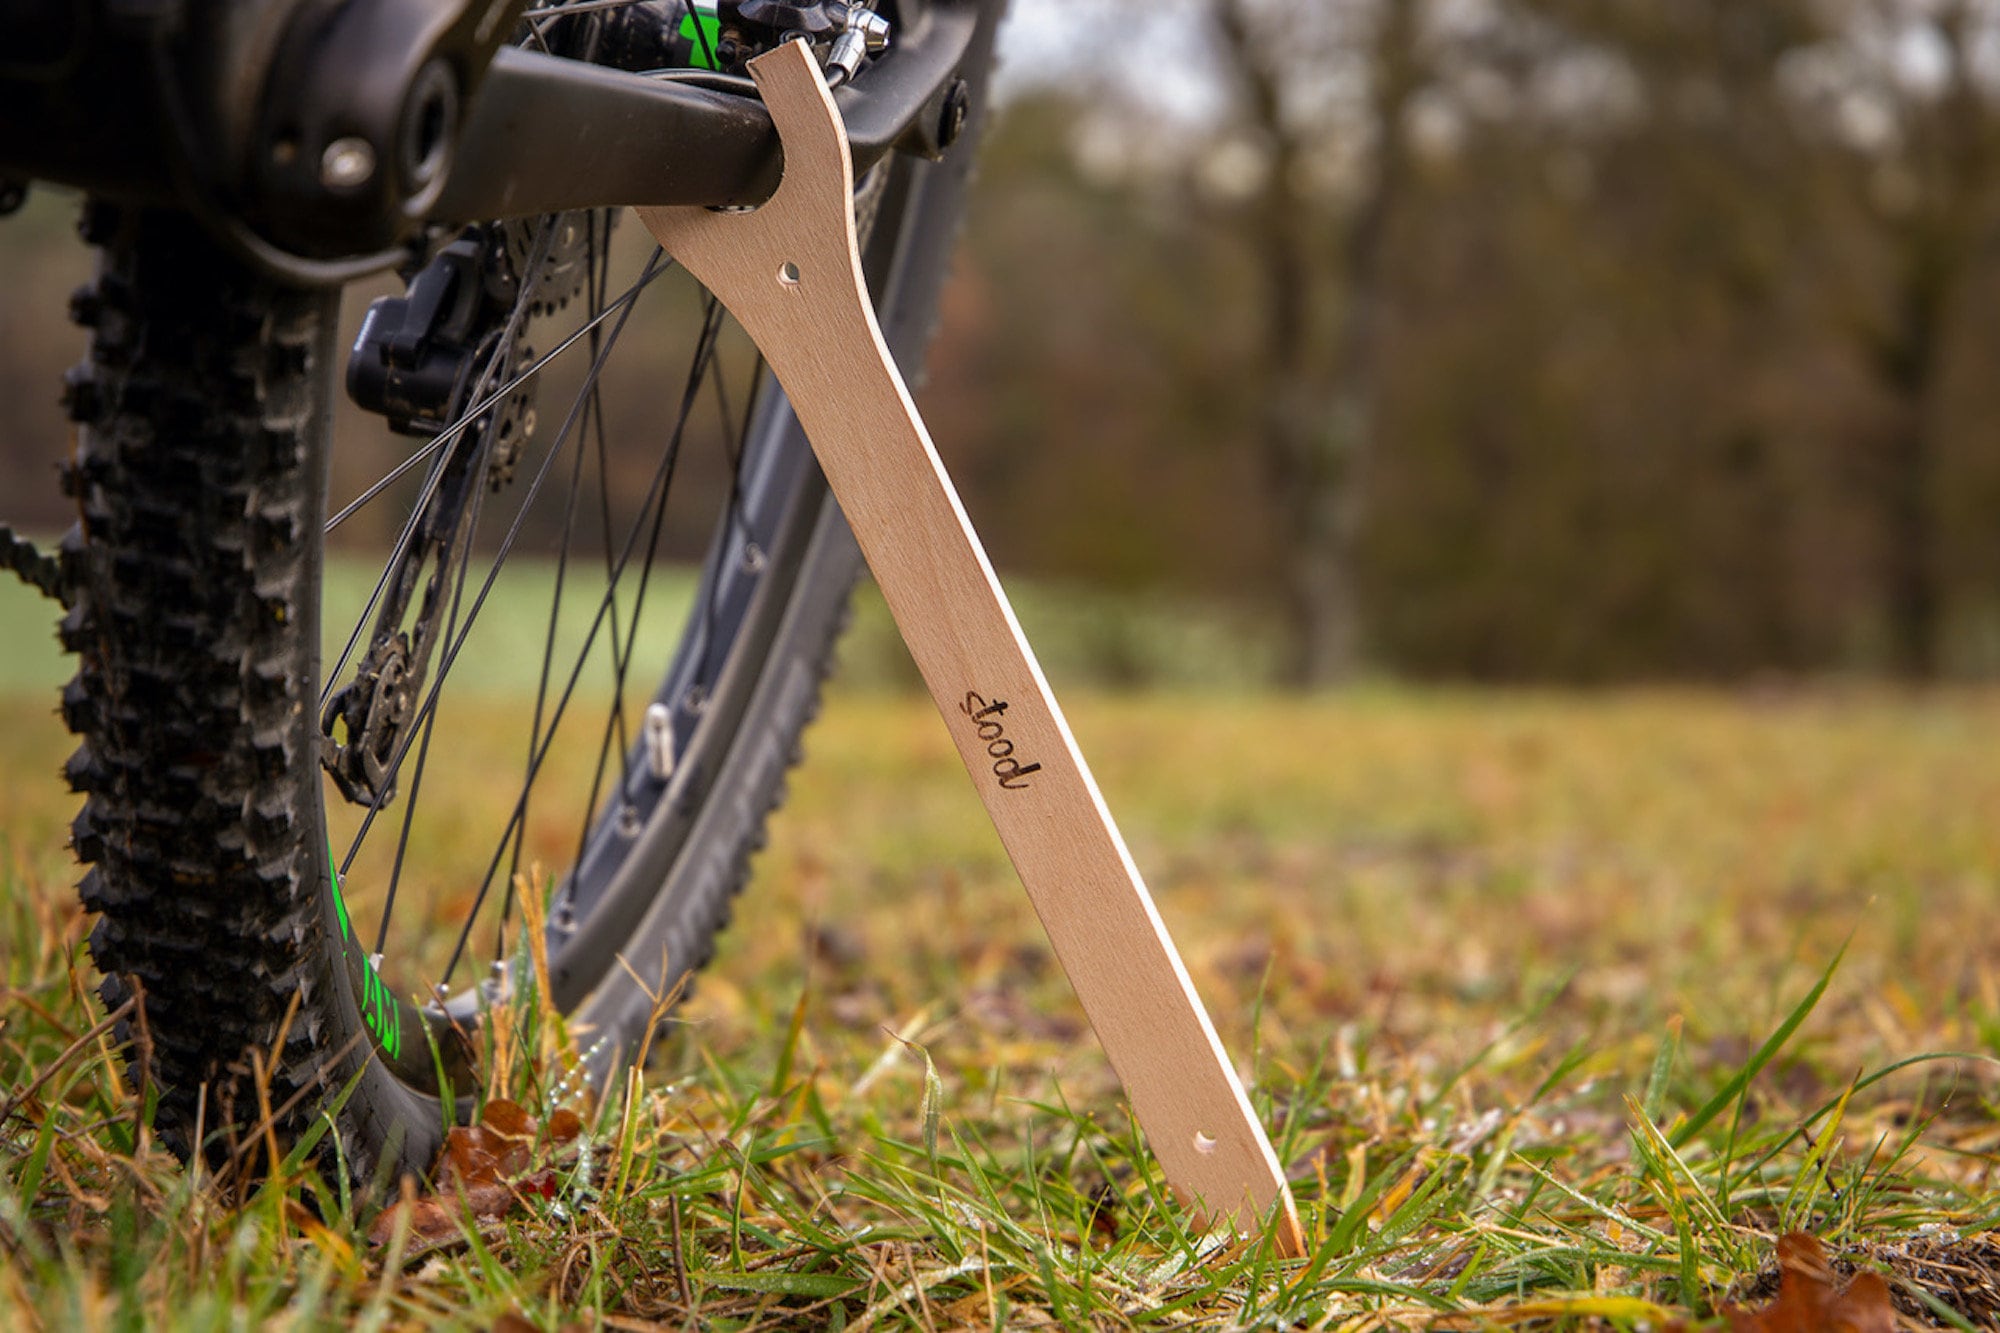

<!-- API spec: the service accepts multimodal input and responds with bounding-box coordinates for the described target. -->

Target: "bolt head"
[321,136,378,190]
[939,79,971,150]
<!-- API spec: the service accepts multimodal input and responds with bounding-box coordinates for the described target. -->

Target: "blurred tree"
[1357,0,1866,679]
[1207,0,1422,686]
[1799,0,2000,679]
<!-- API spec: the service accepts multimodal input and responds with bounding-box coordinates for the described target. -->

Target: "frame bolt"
[937,79,971,150]
[321,136,378,190]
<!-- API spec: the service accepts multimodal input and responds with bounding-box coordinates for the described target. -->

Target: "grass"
[4,641,2000,1325]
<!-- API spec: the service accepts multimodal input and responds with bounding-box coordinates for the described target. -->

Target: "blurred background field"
[11,2,2000,684]
[8,1,2000,689]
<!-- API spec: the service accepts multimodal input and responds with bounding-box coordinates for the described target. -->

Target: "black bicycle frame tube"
[0,0,988,278]
[432,7,980,227]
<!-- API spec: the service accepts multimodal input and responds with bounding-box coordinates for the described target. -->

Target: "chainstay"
[1,522,67,604]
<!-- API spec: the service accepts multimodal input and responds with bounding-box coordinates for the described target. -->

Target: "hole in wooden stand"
[1193,1131,1218,1154]
[778,260,801,286]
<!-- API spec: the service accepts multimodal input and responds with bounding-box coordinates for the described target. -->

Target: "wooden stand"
[637,41,1304,1257]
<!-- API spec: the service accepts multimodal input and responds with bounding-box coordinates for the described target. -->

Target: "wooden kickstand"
[637,41,1304,1258]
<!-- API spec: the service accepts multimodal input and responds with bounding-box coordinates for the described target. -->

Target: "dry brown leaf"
[546,1107,583,1145]
[439,1099,544,1188]
[1724,1233,1898,1333]
[481,1097,534,1141]
[367,1179,520,1246]
[442,1124,519,1187]
[365,1097,575,1247]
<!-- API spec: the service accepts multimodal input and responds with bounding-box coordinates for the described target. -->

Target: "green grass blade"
[1670,941,1846,1150]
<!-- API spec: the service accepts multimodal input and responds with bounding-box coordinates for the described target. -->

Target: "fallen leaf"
[366,1102,575,1247]
[481,1098,534,1141]
[440,1099,541,1188]
[546,1107,583,1145]
[368,1179,520,1246]
[1724,1233,1898,1333]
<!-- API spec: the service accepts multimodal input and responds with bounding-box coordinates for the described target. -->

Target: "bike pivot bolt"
[321,136,378,190]
[938,79,971,150]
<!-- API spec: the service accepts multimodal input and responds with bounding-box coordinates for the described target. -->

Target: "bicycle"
[0,0,1006,1192]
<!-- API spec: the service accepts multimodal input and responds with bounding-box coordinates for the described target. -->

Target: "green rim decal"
[328,842,350,937]
[681,4,723,70]
[328,841,402,1060]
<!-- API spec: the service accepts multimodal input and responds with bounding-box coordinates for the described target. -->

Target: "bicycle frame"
[0,0,986,282]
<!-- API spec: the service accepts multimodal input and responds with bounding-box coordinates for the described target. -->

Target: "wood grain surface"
[637,39,1304,1256]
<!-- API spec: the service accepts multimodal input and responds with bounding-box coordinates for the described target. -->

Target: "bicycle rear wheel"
[61,7,998,1186]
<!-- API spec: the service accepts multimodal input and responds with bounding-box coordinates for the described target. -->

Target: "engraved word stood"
[959,692,1042,790]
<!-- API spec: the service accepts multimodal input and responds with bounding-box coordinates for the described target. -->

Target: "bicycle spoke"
[585,250,638,796]
[321,440,457,708]
[338,248,666,878]
[570,358,645,876]
[320,249,678,710]
[582,336,761,841]
[325,257,675,537]
[561,226,644,887]
[568,296,750,882]
[433,295,732,989]
[352,264,728,992]
[500,212,618,946]
[520,0,664,17]
[605,311,736,753]
[375,455,495,958]
[335,13,898,1026]
[319,216,560,728]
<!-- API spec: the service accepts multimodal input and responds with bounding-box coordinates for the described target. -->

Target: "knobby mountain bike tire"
[58,7,998,1188]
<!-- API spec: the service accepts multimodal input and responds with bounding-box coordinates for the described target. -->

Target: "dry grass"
[3,684,2000,1329]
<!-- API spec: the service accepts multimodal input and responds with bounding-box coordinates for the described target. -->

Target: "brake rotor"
[499,211,612,318]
